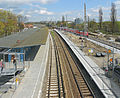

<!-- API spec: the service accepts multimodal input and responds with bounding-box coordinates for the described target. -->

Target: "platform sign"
[8,54,11,62]
[20,48,24,62]
[88,49,93,53]
[20,54,24,62]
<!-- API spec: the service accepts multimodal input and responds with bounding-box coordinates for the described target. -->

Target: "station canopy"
[0,27,48,48]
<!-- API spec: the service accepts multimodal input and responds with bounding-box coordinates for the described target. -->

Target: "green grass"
[51,31,55,38]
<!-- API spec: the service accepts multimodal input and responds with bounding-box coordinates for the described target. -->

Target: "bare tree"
[99,8,103,30]
[111,3,117,33]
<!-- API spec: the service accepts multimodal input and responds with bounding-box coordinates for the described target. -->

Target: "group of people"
[0,57,17,74]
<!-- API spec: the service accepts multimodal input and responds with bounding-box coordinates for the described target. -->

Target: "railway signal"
[110,58,113,62]
[108,49,111,54]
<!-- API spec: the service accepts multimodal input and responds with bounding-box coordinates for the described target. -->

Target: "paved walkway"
[10,34,49,98]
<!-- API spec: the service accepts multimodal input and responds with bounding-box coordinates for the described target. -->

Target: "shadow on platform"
[25,45,40,61]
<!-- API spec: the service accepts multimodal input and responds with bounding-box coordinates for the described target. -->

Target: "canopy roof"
[0,27,48,48]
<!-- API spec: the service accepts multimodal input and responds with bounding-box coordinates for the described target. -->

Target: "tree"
[0,21,5,36]
[89,19,98,32]
[111,3,117,33]
[99,8,103,30]
[102,21,111,33]
[0,9,25,37]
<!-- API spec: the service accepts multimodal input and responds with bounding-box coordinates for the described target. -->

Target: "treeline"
[0,9,27,37]
[54,2,120,35]
[88,3,120,34]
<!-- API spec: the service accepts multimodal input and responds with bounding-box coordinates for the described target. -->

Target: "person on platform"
[13,58,17,71]
[0,59,4,73]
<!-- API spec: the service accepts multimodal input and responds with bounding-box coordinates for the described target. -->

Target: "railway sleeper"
[80,82,86,84]
[49,84,58,86]
[78,81,86,85]
[46,94,59,97]
[47,84,58,87]
[49,80,57,82]
[49,80,58,82]
[77,79,84,82]
[47,79,57,81]
[48,82,58,85]
[47,86,58,90]
[47,87,58,90]
[51,73,57,75]
[48,76,57,78]
[81,89,90,92]
[47,86,58,88]
[47,88,58,90]
[47,78,57,80]
[49,93,59,96]
[82,93,93,97]
[80,86,89,90]
[47,77,57,79]
[82,91,91,94]
[82,92,91,95]
[80,87,89,90]
[84,96,93,98]
[48,91,59,94]
[79,85,87,88]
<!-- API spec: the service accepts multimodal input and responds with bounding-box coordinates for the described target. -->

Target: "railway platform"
[55,29,119,98]
[7,34,50,98]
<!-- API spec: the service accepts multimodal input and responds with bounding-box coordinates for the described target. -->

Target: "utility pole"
[66,15,67,27]
[88,16,89,29]
[99,8,103,30]
[84,3,87,34]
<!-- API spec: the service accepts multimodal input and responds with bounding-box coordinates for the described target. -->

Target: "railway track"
[46,34,64,98]
[89,36,120,50]
[53,31,95,98]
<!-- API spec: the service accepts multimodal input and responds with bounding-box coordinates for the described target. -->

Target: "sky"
[0,0,120,22]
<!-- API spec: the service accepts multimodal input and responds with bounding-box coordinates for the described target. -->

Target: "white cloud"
[39,0,58,4]
[87,13,92,17]
[28,9,54,15]
[115,0,120,5]
[0,0,58,6]
[92,9,99,13]
[38,9,54,15]
[25,15,31,18]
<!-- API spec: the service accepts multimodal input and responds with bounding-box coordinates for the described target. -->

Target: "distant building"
[24,24,33,28]
[74,18,83,24]
[67,21,73,24]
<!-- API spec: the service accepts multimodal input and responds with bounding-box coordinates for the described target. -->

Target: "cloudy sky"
[0,0,120,22]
